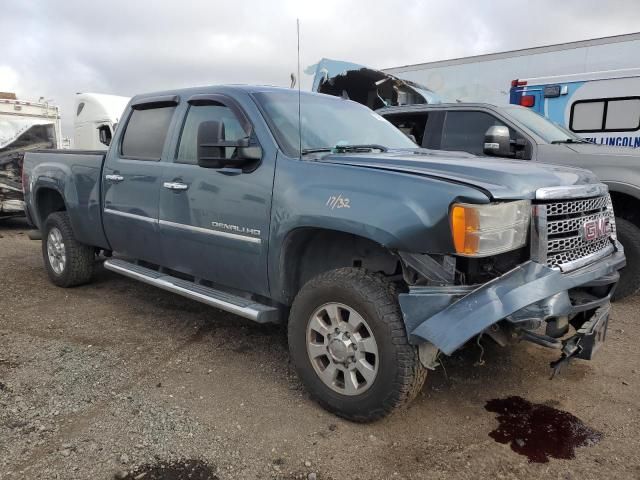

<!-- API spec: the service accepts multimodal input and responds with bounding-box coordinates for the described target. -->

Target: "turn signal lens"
[450,201,531,257]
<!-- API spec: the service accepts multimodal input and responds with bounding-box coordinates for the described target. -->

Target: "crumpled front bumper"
[398,246,626,355]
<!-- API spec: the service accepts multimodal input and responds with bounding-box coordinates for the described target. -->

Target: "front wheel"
[288,268,427,422]
[42,211,94,287]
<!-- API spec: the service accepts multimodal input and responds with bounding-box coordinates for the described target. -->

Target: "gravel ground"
[1,217,639,480]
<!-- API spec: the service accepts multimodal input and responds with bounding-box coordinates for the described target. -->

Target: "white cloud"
[0,66,21,93]
[2,0,638,135]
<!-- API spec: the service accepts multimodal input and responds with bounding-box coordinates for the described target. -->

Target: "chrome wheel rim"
[306,302,379,396]
[46,227,66,275]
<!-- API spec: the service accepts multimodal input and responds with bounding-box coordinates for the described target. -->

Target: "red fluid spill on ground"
[485,396,602,463]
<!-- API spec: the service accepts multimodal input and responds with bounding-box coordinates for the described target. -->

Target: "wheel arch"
[35,186,67,228]
[609,189,640,227]
[275,227,401,305]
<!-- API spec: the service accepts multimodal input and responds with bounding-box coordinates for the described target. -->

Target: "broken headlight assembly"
[450,200,531,257]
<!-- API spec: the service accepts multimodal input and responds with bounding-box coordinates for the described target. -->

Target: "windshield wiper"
[332,144,388,153]
[301,148,333,155]
[550,138,590,144]
[301,144,389,156]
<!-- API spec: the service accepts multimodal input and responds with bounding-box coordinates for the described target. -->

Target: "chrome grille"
[545,196,609,216]
[533,194,615,271]
[546,238,612,268]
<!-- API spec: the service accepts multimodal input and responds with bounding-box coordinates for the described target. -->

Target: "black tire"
[613,217,640,301]
[288,268,427,422]
[42,211,94,287]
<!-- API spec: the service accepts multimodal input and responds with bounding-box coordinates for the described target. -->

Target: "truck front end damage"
[398,185,625,371]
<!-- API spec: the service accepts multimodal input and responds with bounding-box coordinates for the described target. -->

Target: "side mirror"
[197,120,262,169]
[483,125,513,158]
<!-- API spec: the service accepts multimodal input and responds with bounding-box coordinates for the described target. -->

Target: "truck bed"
[23,149,109,249]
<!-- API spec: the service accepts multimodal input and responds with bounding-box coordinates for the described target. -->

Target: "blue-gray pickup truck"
[23,86,625,421]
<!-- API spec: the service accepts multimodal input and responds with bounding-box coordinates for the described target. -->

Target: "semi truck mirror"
[483,125,514,158]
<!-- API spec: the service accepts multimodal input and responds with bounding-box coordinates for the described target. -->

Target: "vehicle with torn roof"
[22,85,624,421]
[0,92,62,218]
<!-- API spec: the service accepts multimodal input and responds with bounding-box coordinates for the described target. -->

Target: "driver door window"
[441,111,509,155]
[176,104,247,164]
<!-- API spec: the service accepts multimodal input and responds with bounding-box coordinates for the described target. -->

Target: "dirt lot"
[1,218,639,480]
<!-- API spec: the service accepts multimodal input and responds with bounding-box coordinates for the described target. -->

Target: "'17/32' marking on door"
[326,194,351,210]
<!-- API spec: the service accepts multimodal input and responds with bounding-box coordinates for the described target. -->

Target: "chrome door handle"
[105,174,124,182]
[163,181,189,191]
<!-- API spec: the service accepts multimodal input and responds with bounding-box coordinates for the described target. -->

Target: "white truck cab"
[73,93,130,150]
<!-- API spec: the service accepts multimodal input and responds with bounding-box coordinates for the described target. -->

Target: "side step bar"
[103,258,281,324]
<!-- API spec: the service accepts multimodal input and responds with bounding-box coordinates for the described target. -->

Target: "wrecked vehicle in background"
[0,93,62,218]
[308,58,442,109]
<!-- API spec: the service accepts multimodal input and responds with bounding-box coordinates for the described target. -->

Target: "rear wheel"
[613,217,640,301]
[288,268,427,422]
[42,212,94,287]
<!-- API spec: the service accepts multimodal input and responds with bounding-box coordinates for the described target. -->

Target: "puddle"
[485,396,602,463]
[119,459,218,480]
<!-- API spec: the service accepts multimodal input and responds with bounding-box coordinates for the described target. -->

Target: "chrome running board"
[103,258,280,324]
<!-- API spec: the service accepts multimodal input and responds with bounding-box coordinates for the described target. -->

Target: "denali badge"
[582,218,610,241]
[211,221,261,237]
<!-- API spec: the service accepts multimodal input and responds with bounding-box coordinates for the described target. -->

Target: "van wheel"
[613,217,640,301]
[288,268,427,422]
[42,212,94,287]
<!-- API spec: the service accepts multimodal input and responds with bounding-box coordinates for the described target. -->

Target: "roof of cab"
[129,84,330,103]
[376,102,506,115]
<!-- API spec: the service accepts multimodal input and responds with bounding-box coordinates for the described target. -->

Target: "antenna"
[297,18,302,159]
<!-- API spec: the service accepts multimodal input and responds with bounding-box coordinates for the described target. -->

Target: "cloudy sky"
[2,0,639,135]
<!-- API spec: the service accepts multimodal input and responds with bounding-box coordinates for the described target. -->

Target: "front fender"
[267,155,489,300]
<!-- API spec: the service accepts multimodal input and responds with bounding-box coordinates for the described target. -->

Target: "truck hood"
[308,58,442,110]
[317,149,599,200]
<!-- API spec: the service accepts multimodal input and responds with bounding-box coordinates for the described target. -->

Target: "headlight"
[450,200,531,256]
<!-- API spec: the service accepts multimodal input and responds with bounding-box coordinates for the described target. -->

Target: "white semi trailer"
[383,32,640,106]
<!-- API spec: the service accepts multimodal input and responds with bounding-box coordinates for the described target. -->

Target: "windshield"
[504,106,584,143]
[253,91,416,157]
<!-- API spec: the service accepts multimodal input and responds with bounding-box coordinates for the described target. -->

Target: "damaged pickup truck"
[23,86,624,421]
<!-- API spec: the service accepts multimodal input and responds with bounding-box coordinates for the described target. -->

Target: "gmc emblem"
[582,218,611,241]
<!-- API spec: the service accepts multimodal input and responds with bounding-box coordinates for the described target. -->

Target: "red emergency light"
[520,95,536,107]
[511,79,528,87]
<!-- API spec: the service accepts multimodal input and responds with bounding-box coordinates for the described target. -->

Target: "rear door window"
[121,106,176,160]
